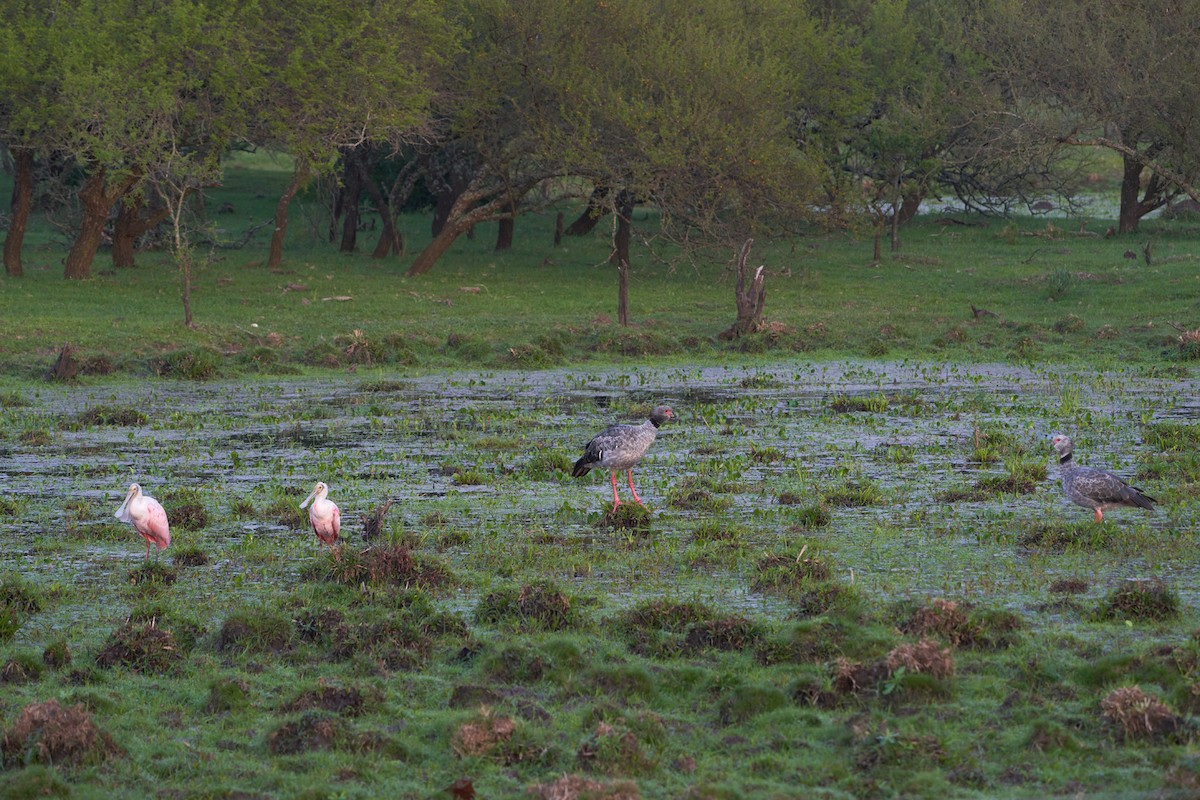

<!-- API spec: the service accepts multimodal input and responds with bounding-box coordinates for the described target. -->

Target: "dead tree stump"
[46,345,79,382]
[720,239,766,340]
[359,498,394,543]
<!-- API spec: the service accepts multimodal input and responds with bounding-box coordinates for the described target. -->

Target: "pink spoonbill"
[114,483,171,559]
[300,481,340,549]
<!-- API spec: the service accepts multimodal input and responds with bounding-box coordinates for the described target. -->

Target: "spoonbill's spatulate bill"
[300,481,341,548]
[572,406,674,512]
[114,483,171,559]
[1050,434,1156,522]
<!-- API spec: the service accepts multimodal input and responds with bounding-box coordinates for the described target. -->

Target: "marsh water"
[3,359,1198,644]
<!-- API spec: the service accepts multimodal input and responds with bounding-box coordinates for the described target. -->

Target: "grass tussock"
[600,502,653,532]
[474,581,588,632]
[898,598,1023,649]
[215,609,294,654]
[451,708,517,759]
[322,544,454,589]
[752,546,832,594]
[1100,686,1186,741]
[1,700,119,767]
[95,621,185,674]
[1096,580,1180,622]
[938,459,1047,502]
[205,677,251,713]
[786,502,833,530]
[127,560,178,586]
[0,575,45,614]
[829,393,889,413]
[887,638,955,680]
[266,712,349,755]
[151,347,222,380]
[1017,521,1117,552]
[69,404,148,428]
[161,487,209,531]
[42,640,71,670]
[684,615,763,653]
[2,653,44,685]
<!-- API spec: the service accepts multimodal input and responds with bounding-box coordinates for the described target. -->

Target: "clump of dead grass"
[451,707,516,758]
[1,700,119,766]
[887,638,955,679]
[266,712,348,755]
[1100,686,1185,741]
[95,621,184,674]
[683,615,763,653]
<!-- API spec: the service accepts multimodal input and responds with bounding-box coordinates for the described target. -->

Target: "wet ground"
[3,359,1198,643]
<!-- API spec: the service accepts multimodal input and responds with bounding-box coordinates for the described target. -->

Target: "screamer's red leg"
[627,469,644,506]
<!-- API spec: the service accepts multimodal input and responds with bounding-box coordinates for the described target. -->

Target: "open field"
[2,152,1200,378]
[2,159,1200,798]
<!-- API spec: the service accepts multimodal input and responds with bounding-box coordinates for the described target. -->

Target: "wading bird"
[114,483,171,559]
[572,406,674,512]
[300,481,341,549]
[1050,433,1156,522]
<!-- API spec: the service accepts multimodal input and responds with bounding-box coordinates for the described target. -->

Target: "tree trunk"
[3,147,33,277]
[897,190,924,225]
[1118,154,1143,234]
[338,151,363,253]
[889,176,902,253]
[112,193,169,268]
[612,190,634,326]
[565,184,611,236]
[375,159,421,259]
[429,162,472,238]
[495,199,514,251]
[617,258,630,327]
[720,238,766,339]
[180,248,194,328]
[406,216,474,276]
[407,171,543,276]
[350,150,400,259]
[268,163,307,269]
[64,169,136,280]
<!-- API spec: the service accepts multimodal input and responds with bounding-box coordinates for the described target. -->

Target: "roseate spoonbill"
[1051,434,1156,522]
[572,406,674,512]
[300,481,340,548]
[114,483,171,559]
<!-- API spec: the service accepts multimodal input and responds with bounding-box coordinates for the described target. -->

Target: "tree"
[983,0,1200,232]
[250,0,454,268]
[0,1,59,277]
[12,0,261,280]
[405,0,852,303]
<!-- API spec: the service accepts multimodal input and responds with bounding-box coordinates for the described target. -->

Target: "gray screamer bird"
[573,406,674,511]
[1050,433,1156,522]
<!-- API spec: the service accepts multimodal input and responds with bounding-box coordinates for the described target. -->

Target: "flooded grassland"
[1,360,1199,799]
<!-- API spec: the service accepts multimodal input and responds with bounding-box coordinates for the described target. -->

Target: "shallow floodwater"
[2,360,1197,643]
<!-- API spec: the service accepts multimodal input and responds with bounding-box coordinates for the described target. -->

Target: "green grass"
[2,153,1200,379]
[2,158,1200,798]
